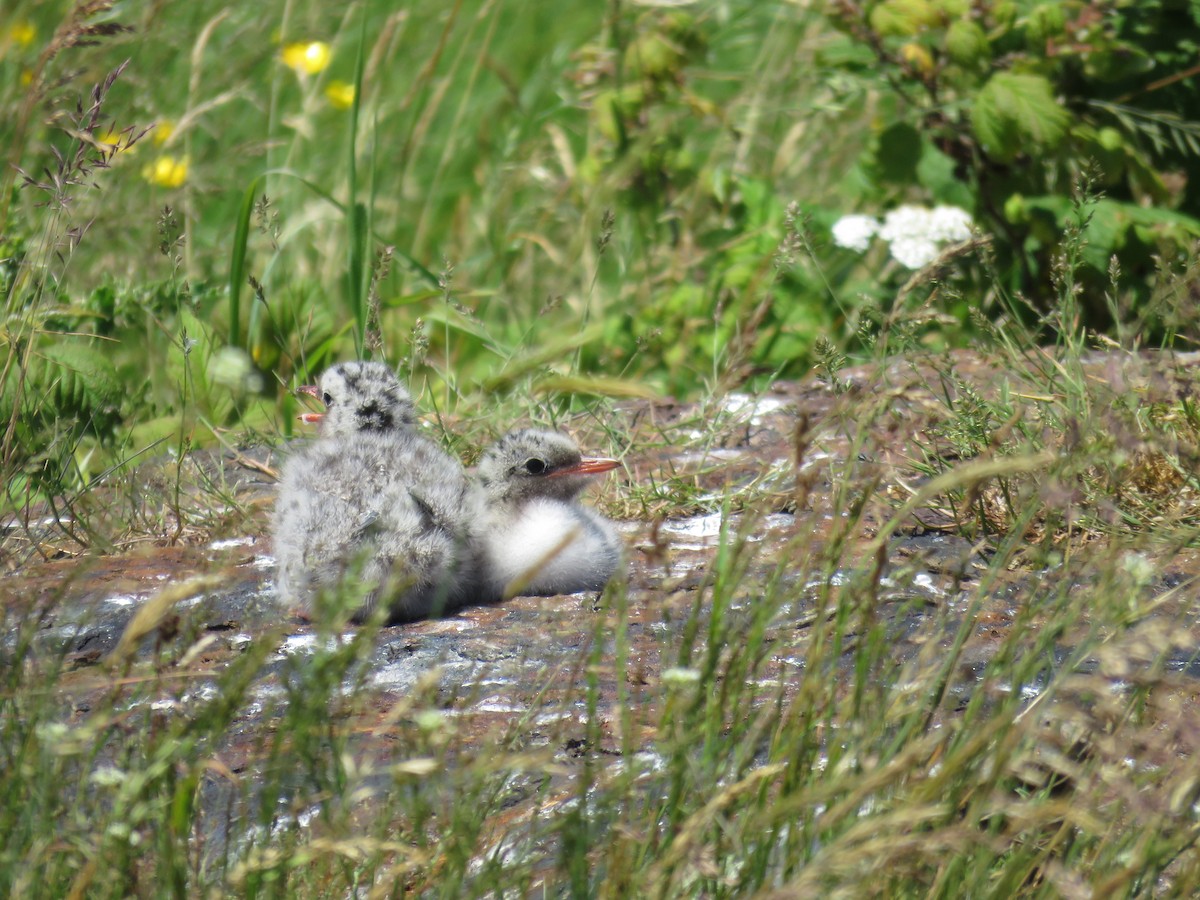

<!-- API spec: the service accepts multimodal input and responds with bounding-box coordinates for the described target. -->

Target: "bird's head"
[296,361,416,436]
[477,429,619,504]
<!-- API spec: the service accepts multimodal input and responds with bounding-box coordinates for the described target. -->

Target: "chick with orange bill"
[473,429,622,599]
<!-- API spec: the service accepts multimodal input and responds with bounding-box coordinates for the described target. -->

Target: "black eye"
[524,458,546,475]
[322,392,333,406]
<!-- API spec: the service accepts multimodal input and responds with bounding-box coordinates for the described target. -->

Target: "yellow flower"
[9,22,36,48]
[97,130,125,153]
[20,68,33,87]
[281,41,331,75]
[143,155,188,188]
[324,80,355,110]
[153,119,175,146]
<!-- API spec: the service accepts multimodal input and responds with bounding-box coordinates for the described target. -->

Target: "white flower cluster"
[832,204,974,269]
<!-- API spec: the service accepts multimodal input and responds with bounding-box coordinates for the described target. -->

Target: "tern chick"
[272,361,484,623]
[474,429,622,599]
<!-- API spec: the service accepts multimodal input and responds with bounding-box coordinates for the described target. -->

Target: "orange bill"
[550,456,620,477]
[296,383,323,424]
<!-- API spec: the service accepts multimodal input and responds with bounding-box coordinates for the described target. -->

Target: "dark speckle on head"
[315,361,417,437]
[356,399,394,432]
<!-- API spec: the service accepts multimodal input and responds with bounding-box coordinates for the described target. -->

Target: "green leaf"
[814,34,877,69]
[0,339,123,441]
[480,323,606,391]
[868,0,940,38]
[945,19,989,69]
[971,72,1070,161]
[1024,3,1066,45]
[873,122,923,184]
[1078,200,1200,270]
[47,342,120,414]
[917,140,973,207]
[532,374,659,400]
[125,414,181,451]
[227,175,265,350]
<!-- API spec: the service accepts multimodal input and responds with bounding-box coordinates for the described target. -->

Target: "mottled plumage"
[474,429,622,599]
[272,362,484,622]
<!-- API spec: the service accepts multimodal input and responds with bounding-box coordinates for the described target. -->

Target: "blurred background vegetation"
[3,0,1200,517]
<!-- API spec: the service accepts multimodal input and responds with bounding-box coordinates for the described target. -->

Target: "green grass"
[1,1,857,501]
[5,0,1200,896]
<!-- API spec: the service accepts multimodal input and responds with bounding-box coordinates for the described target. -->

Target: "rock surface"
[6,349,1200,881]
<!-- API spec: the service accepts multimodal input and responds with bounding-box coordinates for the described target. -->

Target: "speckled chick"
[272,361,485,623]
[474,429,621,599]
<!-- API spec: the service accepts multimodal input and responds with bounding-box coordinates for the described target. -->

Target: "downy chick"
[474,429,621,599]
[272,361,485,623]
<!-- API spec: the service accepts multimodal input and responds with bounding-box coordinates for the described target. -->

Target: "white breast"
[485,498,620,597]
